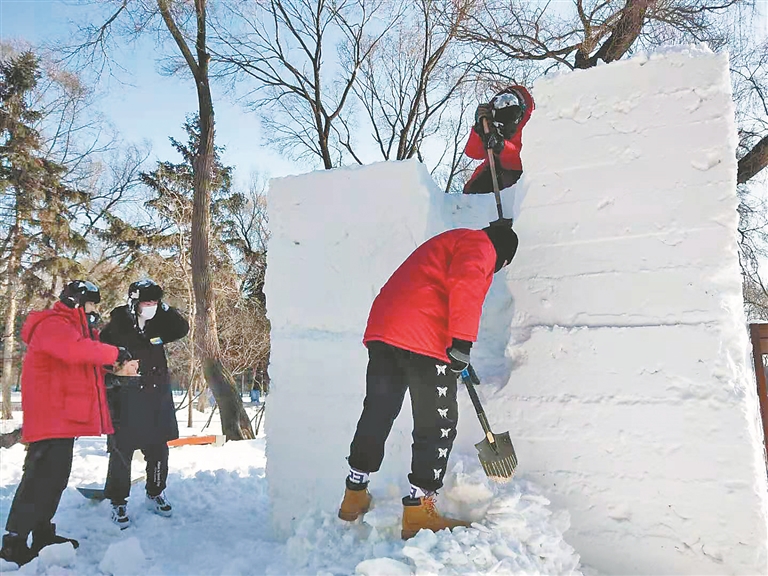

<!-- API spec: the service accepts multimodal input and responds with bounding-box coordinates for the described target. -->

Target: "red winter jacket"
[464,86,535,179]
[20,302,118,443]
[364,229,496,362]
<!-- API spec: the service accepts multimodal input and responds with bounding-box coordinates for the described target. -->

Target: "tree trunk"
[187,362,195,428]
[738,135,768,184]
[186,284,196,427]
[575,0,651,69]
[1,228,20,420]
[167,0,253,440]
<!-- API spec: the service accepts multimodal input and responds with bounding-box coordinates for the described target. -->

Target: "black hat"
[482,224,519,272]
[128,279,163,303]
[59,280,101,308]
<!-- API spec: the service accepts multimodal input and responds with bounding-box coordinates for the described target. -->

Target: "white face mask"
[139,304,158,320]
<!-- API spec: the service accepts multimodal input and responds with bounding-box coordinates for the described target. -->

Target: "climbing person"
[463,86,535,194]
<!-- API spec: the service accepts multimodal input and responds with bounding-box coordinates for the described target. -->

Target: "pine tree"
[0,51,88,419]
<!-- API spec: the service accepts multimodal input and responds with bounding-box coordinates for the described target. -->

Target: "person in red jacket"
[463,86,535,194]
[338,224,519,539]
[0,280,134,567]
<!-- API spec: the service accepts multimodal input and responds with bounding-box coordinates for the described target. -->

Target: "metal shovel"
[460,367,518,482]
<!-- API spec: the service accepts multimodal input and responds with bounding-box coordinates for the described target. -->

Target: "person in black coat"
[100,279,189,529]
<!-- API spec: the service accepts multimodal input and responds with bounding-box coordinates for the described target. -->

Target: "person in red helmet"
[0,281,135,567]
[463,86,535,194]
[338,224,519,539]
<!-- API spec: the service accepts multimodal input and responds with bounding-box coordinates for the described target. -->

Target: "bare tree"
[69,0,254,439]
[459,1,741,71]
[341,0,477,172]
[212,0,395,168]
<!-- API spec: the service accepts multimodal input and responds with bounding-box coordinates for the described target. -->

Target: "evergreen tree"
[0,51,88,419]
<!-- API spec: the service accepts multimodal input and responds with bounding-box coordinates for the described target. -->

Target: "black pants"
[348,341,458,492]
[464,164,522,194]
[104,437,169,505]
[5,438,74,538]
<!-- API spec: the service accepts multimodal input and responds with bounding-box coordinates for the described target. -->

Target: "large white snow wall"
[264,47,768,574]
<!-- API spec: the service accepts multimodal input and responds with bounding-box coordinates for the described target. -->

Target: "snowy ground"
[0,397,583,575]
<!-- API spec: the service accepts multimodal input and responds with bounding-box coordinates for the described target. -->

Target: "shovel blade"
[474,431,517,482]
[77,486,107,500]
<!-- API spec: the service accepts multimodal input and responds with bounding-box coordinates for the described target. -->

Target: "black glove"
[446,338,472,373]
[115,347,132,364]
[467,363,481,385]
[473,104,505,154]
[474,103,493,126]
[485,130,505,154]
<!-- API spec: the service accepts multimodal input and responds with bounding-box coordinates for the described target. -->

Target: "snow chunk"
[355,558,412,575]
[38,542,76,569]
[0,558,20,572]
[691,149,723,170]
[99,537,146,576]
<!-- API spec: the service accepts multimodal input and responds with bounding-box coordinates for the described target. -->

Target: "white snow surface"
[0,406,579,575]
[265,46,768,575]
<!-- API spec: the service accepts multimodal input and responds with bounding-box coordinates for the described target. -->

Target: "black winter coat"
[100,304,189,448]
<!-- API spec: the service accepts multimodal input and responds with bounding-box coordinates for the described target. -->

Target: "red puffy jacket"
[464,86,535,179]
[364,229,496,362]
[20,302,118,443]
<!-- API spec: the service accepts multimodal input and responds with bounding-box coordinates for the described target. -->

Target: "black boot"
[0,532,36,566]
[30,523,79,555]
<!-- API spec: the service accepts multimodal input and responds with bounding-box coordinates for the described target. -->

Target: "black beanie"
[482,224,519,272]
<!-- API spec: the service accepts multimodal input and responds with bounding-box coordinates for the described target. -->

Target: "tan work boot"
[401,495,471,539]
[338,487,373,521]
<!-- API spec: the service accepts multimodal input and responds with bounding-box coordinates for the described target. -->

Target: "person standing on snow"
[338,224,519,539]
[100,279,189,529]
[0,281,135,567]
[463,86,535,194]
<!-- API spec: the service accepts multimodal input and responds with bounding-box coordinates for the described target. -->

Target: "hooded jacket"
[464,86,535,187]
[364,229,496,362]
[20,302,118,443]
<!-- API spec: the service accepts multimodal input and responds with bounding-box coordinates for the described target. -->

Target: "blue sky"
[1,0,304,190]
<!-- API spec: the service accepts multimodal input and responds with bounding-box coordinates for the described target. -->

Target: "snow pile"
[99,537,145,576]
[0,428,580,575]
[279,459,579,575]
[265,45,768,575]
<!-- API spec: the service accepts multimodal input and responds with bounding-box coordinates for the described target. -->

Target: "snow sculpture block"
[495,47,768,575]
[265,46,768,574]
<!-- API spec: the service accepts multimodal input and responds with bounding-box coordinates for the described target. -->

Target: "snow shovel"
[460,367,518,482]
[77,476,145,501]
[481,117,514,228]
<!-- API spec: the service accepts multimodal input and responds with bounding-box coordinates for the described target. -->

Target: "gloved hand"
[485,130,505,154]
[474,103,493,126]
[473,104,505,154]
[467,363,481,385]
[115,347,132,364]
[446,338,472,373]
